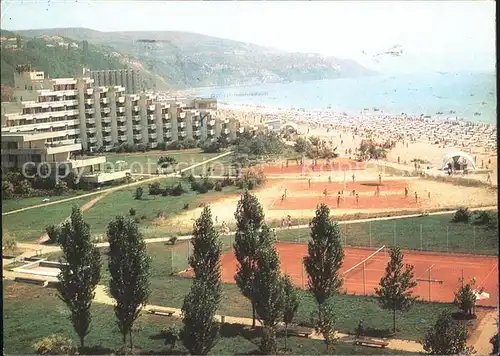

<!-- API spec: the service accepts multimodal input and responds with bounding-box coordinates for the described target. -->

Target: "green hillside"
[1,37,127,86]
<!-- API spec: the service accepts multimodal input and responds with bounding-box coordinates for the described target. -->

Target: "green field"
[2,192,90,213]
[3,281,409,355]
[276,213,499,255]
[2,198,90,242]
[105,150,222,175]
[45,239,453,342]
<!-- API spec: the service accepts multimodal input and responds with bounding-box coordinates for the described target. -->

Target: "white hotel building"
[1,66,246,182]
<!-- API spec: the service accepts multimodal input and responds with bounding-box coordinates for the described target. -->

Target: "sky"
[1,0,496,74]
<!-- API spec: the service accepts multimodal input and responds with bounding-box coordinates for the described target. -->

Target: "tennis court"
[259,158,367,175]
[218,242,498,307]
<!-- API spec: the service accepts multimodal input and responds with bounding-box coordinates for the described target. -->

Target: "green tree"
[2,180,15,198]
[182,207,222,355]
[233,190,265,328]
[294,137,309,154]
[454,278,479,317]
[253,225,284,354]
[303,204,344,352]
[107,216,151,351]
[281,274,299,351]
[45,224,61,244]
[422,310,473,355]
[134,187,143,200]
[491,333,498,355]
[157,156,178,172]
[16,34,22,49]
[57,206,101,348]
[375,246,417,334]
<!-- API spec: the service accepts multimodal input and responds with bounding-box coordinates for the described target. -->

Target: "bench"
[354,338,389,348]
[278,325,313,338]
[148,309,175,317]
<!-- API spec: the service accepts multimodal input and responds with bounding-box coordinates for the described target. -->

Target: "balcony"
[208,129,215,136]
[163,122,172,129]
[164,132,172,138]
[118,125,127,132]
[147,114,155,121]
[224,119,230,124]
[87,127,97,134]
[208,119,216,126]
[117,96,125,104]
[178,122,185,129]
[148,133,158,140]
[179,131,187,138]
[103,135,113,142]
[85,108,95,114]
[148,124,157,130]
[101,97,109,104]
[117,116,127,123]
[162,113,170,120]
[102,117,111,124]
[103,126,112,133]
[88,137,97,144]
[148,104,156,111]
[178,112,186,119]
[132,105,139,112]
[132,115,141,122]
[150,142,158,149]
[103,144,114,151]
[86,118,96,125]
[192,121,200,128]
[85,98,94,105]
[86,88,94,95]
[223,128,230,135]
[193,130,201,136]
[101,107,111,114]
[133,124,142,130]
[117,107,125,113]
[133,134,142,140]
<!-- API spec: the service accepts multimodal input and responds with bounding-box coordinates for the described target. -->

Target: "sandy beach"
[215,104,498,186]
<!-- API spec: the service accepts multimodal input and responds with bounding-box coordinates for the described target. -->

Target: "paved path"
[2,151,232,217]
[472,310,499,355]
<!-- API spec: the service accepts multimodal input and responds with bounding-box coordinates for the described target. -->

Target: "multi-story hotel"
[87,68,142,95]
[1,65,249,180]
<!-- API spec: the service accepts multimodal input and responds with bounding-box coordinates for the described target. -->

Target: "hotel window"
[7,142,18,149]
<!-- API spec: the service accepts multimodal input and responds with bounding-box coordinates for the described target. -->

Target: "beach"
[215,104,498,186]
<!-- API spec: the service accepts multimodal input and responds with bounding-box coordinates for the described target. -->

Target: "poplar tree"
[303,203,344,352]
[233,190,265,328]
[182,206,222,355]
[108,216,151,351]
[375,246,417,334]
[57,206,101,349]
[253,225,284,355]
[282,274,299,351]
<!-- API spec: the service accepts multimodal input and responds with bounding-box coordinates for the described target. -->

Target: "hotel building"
[1,65,249,180]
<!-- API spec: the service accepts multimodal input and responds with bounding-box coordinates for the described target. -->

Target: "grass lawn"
[105,150,222,175]
[3,281,409,355]
[81,179,240,238]
[2,197,90,242]
[45,239,453,342]
[2,191,91,213]
[276,213,499,255]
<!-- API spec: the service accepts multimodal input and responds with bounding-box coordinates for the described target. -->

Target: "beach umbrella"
[473,290,490,300]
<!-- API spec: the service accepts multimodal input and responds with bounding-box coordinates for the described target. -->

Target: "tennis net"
[342,245,386,277]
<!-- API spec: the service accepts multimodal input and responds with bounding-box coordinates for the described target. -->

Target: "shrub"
[187,174,196,183]
[190,181,201,192]
[202,177,214,191]
[451,208,471,223]
[158,142,167,150]
[171,182,186,196]
[214,181,222,191]
[161,189,170,196]
[134,187,144,200]
[183,203,189,210]
[197,184,209,194]
[45,225,61,244]
[140,214,147,220]
[149,182,163,195]
[471,210,495,227]
[32,334,77,355]
[2,233,17,253]
[161,326,180,349]
[134,217,141,224]
[167,141,184,150]
[236,167,266,190]
[169,236,178,245]
[156,210,166,219]
[129,208,136,216]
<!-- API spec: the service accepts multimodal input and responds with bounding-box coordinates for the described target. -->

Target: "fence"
[276,218,498,256]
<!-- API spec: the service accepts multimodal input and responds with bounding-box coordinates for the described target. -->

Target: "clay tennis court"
[259,158,366,174]
[216,243,498,307]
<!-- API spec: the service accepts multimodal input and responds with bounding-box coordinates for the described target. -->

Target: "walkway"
[2,151,232,217]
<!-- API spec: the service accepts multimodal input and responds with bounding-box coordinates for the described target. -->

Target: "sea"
[193,71,497,125]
